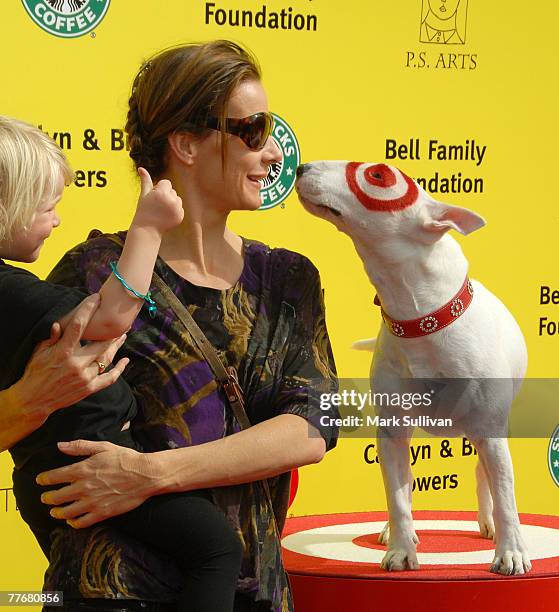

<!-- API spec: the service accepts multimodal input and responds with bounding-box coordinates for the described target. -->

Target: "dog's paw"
[380,547,419,571]
[477,513,495,540]
[491,528,531,575]
[377,523,419,546]
[490,550,532,576]
[377,522,390,545]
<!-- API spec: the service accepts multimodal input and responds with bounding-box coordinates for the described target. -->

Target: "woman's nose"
[262,136,282,165]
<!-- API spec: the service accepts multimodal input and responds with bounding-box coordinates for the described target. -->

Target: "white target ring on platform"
[282,519,559,565]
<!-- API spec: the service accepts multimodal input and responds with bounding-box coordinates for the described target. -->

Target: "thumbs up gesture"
[133,167,184,234]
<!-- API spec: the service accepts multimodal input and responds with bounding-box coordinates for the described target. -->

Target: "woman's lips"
[248,175,266,188]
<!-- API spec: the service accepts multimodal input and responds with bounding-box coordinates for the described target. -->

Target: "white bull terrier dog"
[295,161,531,576]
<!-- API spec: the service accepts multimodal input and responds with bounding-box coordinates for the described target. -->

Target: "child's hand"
[133,167,184,234]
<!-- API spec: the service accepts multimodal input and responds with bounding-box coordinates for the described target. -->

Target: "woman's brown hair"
[125,40,261,178]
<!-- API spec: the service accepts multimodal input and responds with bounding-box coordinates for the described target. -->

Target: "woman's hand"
[1,294,130,452]
[14,294,129,421]
[37,440,158,529]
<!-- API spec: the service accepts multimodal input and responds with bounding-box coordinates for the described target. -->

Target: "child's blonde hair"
[0,116,74,243]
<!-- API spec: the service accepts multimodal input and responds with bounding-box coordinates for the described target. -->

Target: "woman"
[40,40,338,611]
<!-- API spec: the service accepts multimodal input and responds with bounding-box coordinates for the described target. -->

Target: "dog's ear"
[420,199,486,241]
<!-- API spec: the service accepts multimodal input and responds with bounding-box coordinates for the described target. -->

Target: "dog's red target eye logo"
[345,162,418,211]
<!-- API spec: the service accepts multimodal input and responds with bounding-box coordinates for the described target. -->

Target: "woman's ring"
[95,361,106,375]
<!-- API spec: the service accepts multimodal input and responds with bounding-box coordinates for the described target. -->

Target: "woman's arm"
[63,169,183,341]
[0,295,129,452]
[37,413,325,528]
[156,413,326,490]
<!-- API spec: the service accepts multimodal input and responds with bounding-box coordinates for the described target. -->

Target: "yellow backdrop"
[1,0,558,602]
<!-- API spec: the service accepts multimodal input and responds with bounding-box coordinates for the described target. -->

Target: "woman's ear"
[167,132,198,166]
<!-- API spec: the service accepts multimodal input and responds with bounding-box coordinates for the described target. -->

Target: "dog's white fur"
[296,161,531,575]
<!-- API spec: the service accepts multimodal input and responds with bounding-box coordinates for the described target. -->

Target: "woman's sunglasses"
[205,112,274,151]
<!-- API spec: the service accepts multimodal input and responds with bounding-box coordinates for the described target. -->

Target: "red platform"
[282,511,559,611]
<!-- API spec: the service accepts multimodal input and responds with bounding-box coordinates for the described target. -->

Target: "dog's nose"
[296,164,310,178]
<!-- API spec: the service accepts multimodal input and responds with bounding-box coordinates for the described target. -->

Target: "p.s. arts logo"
[260,113,300,211]
[22,0,110,38]
[420,0,468,44]
[549,424,559,488]
[405,0,477,71]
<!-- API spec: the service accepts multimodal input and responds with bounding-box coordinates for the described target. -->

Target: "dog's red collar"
[374,277,474,338]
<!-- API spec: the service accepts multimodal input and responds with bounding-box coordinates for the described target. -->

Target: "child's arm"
[60,168,183,341]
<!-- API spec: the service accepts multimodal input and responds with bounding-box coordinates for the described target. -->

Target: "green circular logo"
[549,424,559,487]
[22,0,110,38]
[260,113,300,210]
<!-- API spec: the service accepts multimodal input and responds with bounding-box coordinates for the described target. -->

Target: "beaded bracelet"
[109,261,157,318]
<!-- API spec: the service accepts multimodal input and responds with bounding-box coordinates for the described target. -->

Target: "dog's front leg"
[378,429,419,570]
[378,465,420,546]
[473,438,531,575]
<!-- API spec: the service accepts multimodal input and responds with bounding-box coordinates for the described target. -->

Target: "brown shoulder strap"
[152,273,252,430]
[153,274,275,507]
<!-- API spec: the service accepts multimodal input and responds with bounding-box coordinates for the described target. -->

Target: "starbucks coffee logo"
[22,0,110,38]
[260,113,300,210]
[549,424,559,488]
